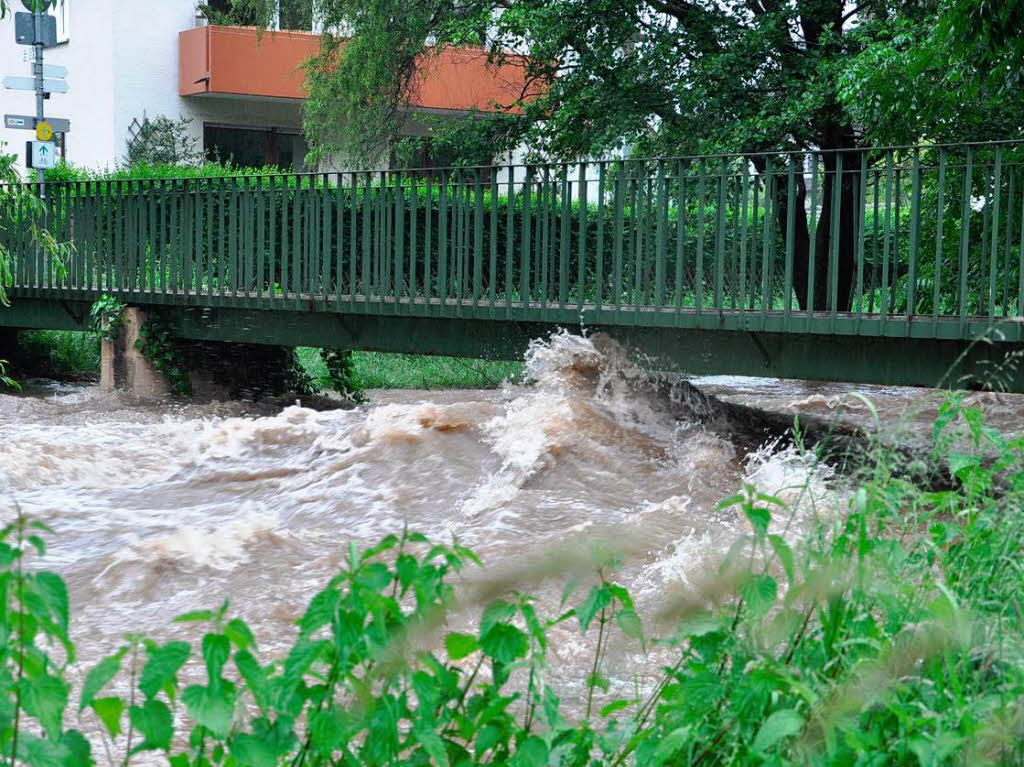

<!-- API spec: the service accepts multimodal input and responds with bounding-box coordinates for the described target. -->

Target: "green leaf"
[21,673,68,739]
[80,650,125,712]
[444,632,479,660]
[474,723,503,758]
[479,600,516,638]
[740,575,777,616]
[129,699,173,752]
[182,683,236,737]
[174,609,213,623]
[225,618,256,651]
[412,720,449,767]
[60,730,93,767]
[752,709,804,752]
[202,633,231,681]
[616,608,643,641]
[230,734,278,767]
[235,650,269,712]
[768,534,794,582]
[90,697,125,739]
[308,709,346,757]
[16,732,71,767]
[744,505,771,536]
[653,725,692,764]
[480,623,529,664]
[948,452,980,479]
[600,699,632,717]
[577,583,612,631]
[33,571,69,633]
[510,735,548,767]
[138,641,191,700]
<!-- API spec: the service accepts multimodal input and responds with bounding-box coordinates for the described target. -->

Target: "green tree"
[301,0,1024,310]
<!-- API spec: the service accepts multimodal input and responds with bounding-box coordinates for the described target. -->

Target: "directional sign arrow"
[39,64,68,79]
[5,114,70,132]
[2,75,69,93]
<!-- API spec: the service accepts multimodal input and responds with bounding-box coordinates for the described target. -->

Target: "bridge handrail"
[2,140,1023,343]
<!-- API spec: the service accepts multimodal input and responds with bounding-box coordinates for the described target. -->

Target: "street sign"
[28,140,57,169]
[40,64,67,78]
[35,120,53,141]
[2,75,69,93]
[14,12,57,47]
[5,114,70,132]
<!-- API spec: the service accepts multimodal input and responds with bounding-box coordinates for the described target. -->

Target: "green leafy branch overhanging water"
[1,393,1024,765]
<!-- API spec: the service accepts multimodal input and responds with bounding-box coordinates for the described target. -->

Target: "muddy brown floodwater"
[0,331,1021,754]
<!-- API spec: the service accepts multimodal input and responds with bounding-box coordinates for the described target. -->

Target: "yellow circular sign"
[35,121,53,142]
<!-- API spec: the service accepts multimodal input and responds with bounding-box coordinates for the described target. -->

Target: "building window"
[279,0,314,31]
[202,0,314,30]
[53,0,70,43]
[204,125,309,171]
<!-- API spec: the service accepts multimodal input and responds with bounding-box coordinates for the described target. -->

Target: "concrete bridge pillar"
[100,307,170,398]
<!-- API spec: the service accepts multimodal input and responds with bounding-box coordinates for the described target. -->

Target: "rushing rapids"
[1,331,1022,719]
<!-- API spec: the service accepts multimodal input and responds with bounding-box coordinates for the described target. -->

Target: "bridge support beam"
[100,307,170,398]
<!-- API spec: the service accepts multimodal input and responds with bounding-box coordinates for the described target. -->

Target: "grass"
[8,332,523,391]
[296,346,524,390]
[15,329,101,378]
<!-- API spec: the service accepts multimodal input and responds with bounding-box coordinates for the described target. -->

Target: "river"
[1,331,1021,736]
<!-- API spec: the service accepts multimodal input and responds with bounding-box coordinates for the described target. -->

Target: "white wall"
[0,0,116,175]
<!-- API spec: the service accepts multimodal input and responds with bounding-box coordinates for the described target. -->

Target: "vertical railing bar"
[675,160,686,313]
[489,169,498,313]
[737,162,748,315]
[988,146,1003,319]
[362,172,372,310]
[715,157,727,312]
[783,156,796,322]
[613,161,624,321]
[760,158,772,319]
[933,150,946,331]
[559,167,569,310]
[424,171,432,311]
[828,153,843,327]
[696,158,706,314]
[882,151,894,332]
[655,159,667,311]
[806,156,818,316]
[576,162,587,313]
[596,163,606,312]
[855,151,868,325]
[473,170,483,309]
[522,167,533,310]
[907,148,921,319]
[505,170,515,317]
[958,147,973,331]
[1002,164,1014,316]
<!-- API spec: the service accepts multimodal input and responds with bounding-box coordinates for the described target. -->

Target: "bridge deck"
[10,285,1020,342]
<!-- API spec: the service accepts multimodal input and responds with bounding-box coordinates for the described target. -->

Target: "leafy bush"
[1,395,1024,764]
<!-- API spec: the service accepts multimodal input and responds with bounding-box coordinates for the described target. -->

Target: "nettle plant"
[2,396,1024,766]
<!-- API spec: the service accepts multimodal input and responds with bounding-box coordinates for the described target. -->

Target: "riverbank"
[11,329,525,390]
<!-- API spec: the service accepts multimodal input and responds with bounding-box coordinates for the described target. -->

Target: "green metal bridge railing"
[3,141,1024,342]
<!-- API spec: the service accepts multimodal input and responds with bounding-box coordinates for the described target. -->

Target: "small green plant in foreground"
[1,394,1024,765]
[88,295,127,342]
[135,315,192,395]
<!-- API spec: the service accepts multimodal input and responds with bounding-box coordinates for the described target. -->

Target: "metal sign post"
[5,2,70,194]
[33,5,45,188]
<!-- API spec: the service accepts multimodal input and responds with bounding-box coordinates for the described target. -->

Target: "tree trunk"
[768,143,860,314]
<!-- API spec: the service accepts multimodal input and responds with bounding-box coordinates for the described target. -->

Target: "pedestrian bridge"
[3,141,1023,391]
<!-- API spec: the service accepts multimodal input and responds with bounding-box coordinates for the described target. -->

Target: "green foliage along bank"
[1,394,1024,765]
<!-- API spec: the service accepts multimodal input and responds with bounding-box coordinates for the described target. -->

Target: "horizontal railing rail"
[2,141,1023,341]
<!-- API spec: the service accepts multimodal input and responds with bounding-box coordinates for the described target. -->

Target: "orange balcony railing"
[179,25,531,112]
